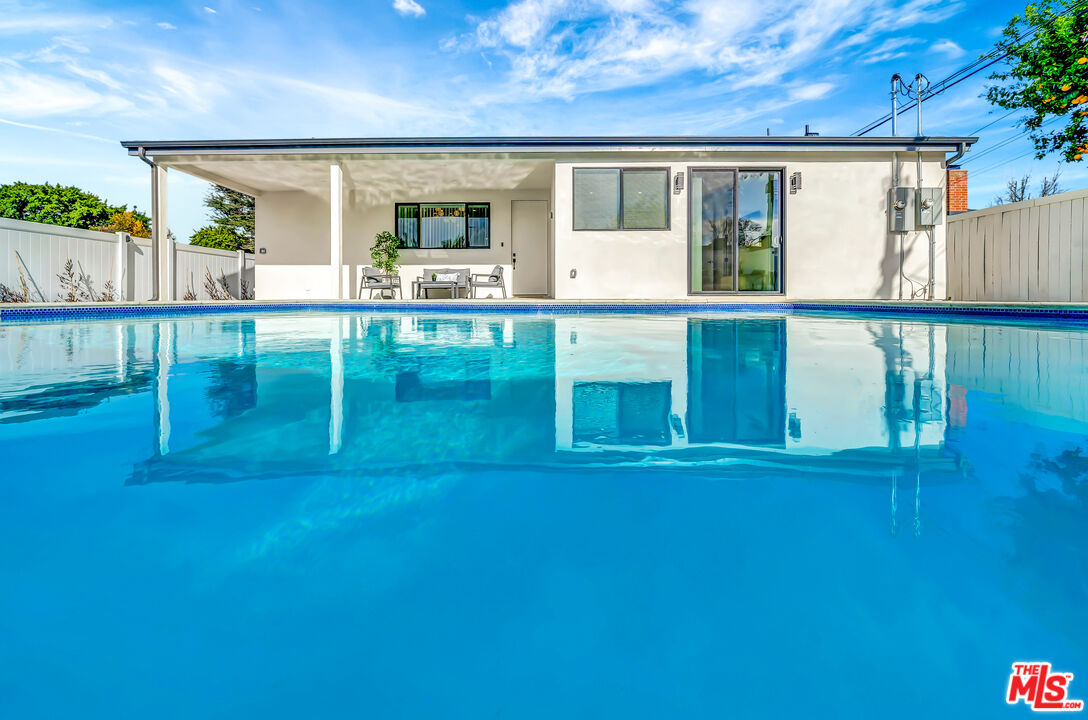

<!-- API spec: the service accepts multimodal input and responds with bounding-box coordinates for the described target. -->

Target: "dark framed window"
[573,168,669,231]
[394,202,490,249]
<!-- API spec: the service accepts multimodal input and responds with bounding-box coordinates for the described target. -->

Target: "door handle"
[512,252,517,269]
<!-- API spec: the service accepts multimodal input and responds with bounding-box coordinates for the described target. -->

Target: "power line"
[969,109,1020,135]
[959,134,1029,165]
[973,148,1039,175]
[851,0,1088,136]
[961,115,1065,165]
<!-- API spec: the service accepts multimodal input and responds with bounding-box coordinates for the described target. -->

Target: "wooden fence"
[946,187,1088,302]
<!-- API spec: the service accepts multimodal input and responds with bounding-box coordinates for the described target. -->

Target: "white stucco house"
[121,135,975,302]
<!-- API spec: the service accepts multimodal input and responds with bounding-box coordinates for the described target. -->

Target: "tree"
[0,182,149,230]
[992,168,1063,204]
[370,231,400,274]
[94,210,151,238]
[1039,166,1064,195]
[986,0,1088,162]
[203,185,254,252]
[994,174,1032,204]
[189,225,245,251]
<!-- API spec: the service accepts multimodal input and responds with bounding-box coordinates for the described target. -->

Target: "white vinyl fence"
[947,187,1088,302]
[0,217,254,302]
[175,243,254,300]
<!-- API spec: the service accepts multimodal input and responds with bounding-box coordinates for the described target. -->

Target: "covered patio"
[129,145,555,301]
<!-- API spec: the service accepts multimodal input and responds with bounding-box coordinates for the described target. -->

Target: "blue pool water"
[0,310,1085,718]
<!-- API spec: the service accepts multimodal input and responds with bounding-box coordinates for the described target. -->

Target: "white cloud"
[455,0,964,102]
[203,6,217,14]
[0,13,112,34]
[931,39,966,58]
[152,65,225,113]
[393,0,425,17]
[51,36,90,53]
[861,37,921,64]
[26,43,125,90]
[0,116,113,143]
[0,65,131,117]
[251,72,461,126]
[789,82,836,101]
[157,22,177,30]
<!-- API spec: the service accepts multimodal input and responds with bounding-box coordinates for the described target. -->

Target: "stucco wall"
[254,190,332,299]
[551,153,948,301]
[254,151,949,301]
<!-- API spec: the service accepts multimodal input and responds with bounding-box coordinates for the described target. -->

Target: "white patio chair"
[470,265,507,298]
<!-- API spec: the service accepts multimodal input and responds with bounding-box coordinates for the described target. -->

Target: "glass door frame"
[686,166,786,295]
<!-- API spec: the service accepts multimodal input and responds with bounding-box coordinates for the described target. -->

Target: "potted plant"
[370,231,401,299]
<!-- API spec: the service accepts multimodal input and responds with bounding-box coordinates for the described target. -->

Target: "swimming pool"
[1,310,1085,718]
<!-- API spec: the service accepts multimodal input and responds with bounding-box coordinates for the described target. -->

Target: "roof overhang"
[121,135,977,158]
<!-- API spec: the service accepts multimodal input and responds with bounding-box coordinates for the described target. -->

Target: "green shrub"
[189,225,244,251]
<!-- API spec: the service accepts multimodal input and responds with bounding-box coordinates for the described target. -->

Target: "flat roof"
[121,135,977,156]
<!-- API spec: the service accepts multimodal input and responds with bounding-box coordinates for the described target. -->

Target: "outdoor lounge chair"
[471,265,507,298]
[361,266,402,299]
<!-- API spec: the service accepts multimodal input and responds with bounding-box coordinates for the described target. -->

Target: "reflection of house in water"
[942,321,1088,488]
[0,323,156,424]
[2,312,966,529]
[687,319,785,446]
[127,314,557,484]
[556,314,962,533]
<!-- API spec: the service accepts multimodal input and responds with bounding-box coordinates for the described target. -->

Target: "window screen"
[573,169,621,230]
[622,169,668,230]
[573,168,668,230]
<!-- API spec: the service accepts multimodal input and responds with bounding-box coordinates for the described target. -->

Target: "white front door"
[512,200,549,296]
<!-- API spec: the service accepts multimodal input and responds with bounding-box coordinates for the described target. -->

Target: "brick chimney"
[947,166,968,213]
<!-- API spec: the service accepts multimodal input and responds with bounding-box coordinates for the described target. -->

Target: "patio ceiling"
[158,155,556,198]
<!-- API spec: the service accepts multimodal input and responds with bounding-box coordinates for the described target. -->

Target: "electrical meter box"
[916,188,943,227]
[888,187,915,232]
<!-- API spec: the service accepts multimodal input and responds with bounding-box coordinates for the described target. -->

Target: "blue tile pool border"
[3,300,1088,324]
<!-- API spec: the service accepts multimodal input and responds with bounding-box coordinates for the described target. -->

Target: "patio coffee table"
[413,280,463,299]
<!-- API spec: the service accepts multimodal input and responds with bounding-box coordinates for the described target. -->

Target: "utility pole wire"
[851,0,1088,136]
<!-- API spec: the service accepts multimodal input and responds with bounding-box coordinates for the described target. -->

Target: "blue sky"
[2,0,1085,241]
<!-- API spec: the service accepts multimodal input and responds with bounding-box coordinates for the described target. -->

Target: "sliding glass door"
[689,168,782,293]
[690,170,735,292]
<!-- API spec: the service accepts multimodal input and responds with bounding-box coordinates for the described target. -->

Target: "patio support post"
[154,321,174,456]
[114,231,129,301]
[152,164,173,301]
[236,250,246,299]
[330,163,344,300]
[329,317,344,455]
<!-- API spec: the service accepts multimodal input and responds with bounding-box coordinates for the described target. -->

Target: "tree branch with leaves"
[987,0,1088,162]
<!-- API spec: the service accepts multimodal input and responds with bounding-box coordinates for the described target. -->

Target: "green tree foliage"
[189,225,245,251]
[0,182,149,230]
[203,185,254,252]
[371,231,401,274]
[95,210,151,238]
[987,0,1088,162]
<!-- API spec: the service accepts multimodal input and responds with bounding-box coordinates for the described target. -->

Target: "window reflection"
[687,319,785,446]
[572,381,672,447]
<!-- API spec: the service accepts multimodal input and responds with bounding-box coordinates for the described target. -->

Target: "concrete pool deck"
[4,298,1088,323]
